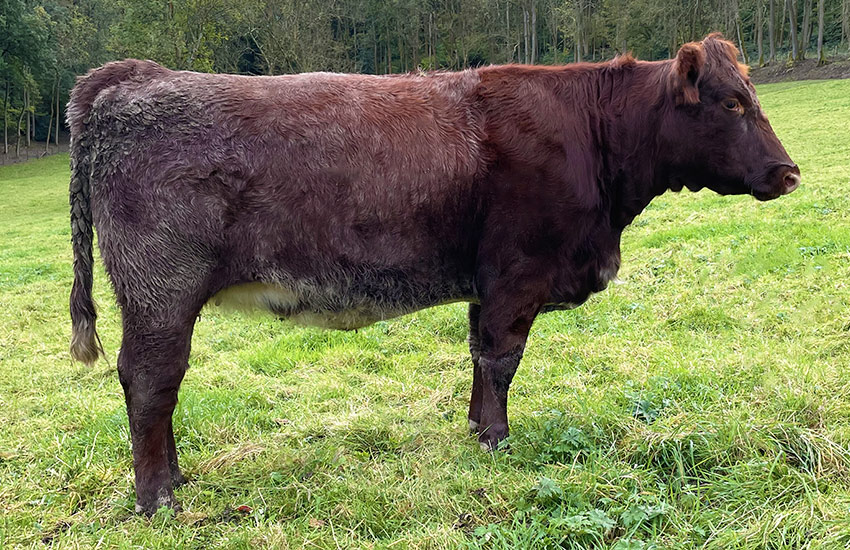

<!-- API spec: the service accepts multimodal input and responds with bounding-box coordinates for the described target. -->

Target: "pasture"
[1,78,849,549]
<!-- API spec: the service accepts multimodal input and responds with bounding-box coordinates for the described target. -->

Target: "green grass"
[2,79,850,549]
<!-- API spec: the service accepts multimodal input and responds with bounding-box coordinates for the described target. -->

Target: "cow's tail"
[67,61,156,365]
[68,120,103,365]
[67,60,165,364]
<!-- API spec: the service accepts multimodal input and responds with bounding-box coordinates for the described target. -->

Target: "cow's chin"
[702,176,756,197]
[751,188,783,201]
[748,179,789,201]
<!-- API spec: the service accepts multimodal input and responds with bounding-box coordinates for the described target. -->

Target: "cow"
[67,33,800,514]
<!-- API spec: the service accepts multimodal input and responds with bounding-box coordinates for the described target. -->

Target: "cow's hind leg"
[118,310,197,514]
[467,303,483,433]
[167,419,186,487]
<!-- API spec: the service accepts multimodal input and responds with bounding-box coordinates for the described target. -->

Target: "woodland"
[2,0,850,156]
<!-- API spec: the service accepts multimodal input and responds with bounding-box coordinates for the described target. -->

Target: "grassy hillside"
[1,79,849,549]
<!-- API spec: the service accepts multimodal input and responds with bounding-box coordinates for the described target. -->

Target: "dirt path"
[750,57,850,84]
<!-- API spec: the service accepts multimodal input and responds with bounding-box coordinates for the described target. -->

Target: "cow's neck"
[587,62,673,230]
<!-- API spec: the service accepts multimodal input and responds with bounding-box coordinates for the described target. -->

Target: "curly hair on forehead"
[702,32,750,77]
[668,32,752,105]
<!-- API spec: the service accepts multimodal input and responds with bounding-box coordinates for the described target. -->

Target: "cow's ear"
[671,42,705,105]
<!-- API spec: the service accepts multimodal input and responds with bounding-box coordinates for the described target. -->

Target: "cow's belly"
[209,280,469,330]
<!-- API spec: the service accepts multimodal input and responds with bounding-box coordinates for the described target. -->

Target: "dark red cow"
[68,33,799,514]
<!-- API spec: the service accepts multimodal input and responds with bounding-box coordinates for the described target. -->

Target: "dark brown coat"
[68,33,799,514]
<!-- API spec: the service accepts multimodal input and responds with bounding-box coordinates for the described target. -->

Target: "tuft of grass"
[2,79,850,548]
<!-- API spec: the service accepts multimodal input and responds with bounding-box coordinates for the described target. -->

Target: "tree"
[531,0,538,64]
[732,0,749,64]
[1,0,51,154]
[3,0,850,154]
[3,82,8,155]
[801,0,812,57]
[768,0,776,62]
[816,0,825,63]
[787,0,800,60]
[844,0,850,50]
[757,0,765,65]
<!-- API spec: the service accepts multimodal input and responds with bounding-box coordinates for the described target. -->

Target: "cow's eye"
[723,98,742,113]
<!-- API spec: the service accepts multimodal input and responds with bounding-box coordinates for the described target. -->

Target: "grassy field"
[1,79,849,549]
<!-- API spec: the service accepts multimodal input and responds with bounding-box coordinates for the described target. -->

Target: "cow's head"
[661,33,800,201]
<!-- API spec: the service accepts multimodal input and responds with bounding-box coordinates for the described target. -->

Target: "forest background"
[2,0,850,158]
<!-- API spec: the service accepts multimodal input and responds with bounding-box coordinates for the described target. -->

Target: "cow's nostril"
[783,171,801,194]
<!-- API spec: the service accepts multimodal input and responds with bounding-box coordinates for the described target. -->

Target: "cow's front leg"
[118,311,194,515]
[467,303,483,433]
[475,297,539,451]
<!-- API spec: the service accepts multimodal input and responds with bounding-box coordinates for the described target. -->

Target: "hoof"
[477,423,509,452]
[171,470,188,488]
[135,488,182,516]
[468,419,480,434]
[479,439,511,453]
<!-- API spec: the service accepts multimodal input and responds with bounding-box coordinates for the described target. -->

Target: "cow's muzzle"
[752,163,801,201]
[781,167,801,195]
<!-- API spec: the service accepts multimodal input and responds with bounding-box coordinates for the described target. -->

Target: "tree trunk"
[397,22,405,71]
[429,11,434,65]
[769,0,776,62]
[583,3,590,59]
[779,0,787,48]
[530,1,537,64]
[373,21,378,74]
[729,0,748,64]
[757,0,765,65]
[25,87,30,147]
[45,82,53,155]
[844,0,850,49]
[801,0,812,58]
[841,0,850,49]
[816,0,825,64]
[522,5,529,63]
[691,0,700,41]
[550,3,558,57]
[15,94,25,157]
[575,3,582,63]
[736,13,749,64]
[411,13,420,69]
[54,76,59,146]
[505,0,506,63]
[787,0,799,60]
[3,81,8,155]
